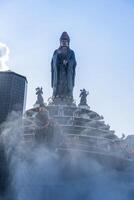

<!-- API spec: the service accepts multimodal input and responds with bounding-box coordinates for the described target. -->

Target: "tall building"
[0,71,27,124]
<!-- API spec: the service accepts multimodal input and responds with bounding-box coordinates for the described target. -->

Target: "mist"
[0,113,134,200]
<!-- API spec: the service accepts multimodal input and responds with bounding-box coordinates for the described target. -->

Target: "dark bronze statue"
[51,32,77,99]
[35,87,44,106]
[79,89,89,106]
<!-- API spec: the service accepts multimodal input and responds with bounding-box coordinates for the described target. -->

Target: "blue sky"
[0,0,134,136]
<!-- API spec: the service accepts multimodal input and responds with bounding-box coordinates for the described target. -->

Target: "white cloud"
[0,42,10,71]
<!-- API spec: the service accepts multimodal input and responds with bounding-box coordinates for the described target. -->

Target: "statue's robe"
[51,47,76,98]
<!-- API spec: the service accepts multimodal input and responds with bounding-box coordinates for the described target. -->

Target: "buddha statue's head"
[60,32,70,47]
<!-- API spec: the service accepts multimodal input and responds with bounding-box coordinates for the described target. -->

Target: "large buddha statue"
[51,32,77,100]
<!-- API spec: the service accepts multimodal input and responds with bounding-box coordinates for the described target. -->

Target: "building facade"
[0,71,27,124]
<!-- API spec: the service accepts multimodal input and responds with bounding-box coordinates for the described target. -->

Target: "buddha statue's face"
[60,39,69,47]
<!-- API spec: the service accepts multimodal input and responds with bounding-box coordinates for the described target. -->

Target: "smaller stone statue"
[79,89,89,106]
[35,87,44,107]
[121,133,125,140]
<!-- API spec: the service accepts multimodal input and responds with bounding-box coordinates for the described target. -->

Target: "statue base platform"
[48,96,76,106]
[23,97,134,169]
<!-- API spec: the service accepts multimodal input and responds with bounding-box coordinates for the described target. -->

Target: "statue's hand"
[63,59,68,65]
